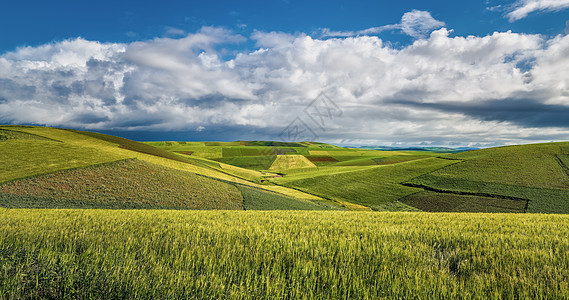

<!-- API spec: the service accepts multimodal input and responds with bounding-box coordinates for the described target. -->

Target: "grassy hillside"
[403,142,569,213]
[0,126,333,210]
[0,159,243,210]
[2,210,568,299]
[0,127,128,183]
[271,158,457,210]
[432,142,569,189]
[5,125,569,213]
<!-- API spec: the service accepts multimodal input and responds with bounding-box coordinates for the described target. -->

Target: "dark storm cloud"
[69,113,110,124]
[182,94,249,109]
[0,79,36,99]
[51,81,72,97]
[390,98,569,128]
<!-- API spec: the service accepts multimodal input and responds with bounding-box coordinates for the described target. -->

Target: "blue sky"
[1,0,569,146]
[1,0,567,52]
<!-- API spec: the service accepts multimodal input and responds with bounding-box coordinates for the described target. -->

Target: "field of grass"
[272,158,457,210]
[1,209,568,299]
[4,125,569,298]
[0,159,244,210]
[0,136,127,183]
[401,142,569,213]
[400,191,527,213]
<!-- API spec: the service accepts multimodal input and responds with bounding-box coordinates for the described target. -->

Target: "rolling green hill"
[3,125,569,213]
[400,142,569,213]
[144,134,569,213]
[0,126,336,210]
[0,159,243,210]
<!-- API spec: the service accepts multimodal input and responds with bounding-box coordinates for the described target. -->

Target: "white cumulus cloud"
[1,16,569,146]
[506,0,569,22]
[320,10,445,39]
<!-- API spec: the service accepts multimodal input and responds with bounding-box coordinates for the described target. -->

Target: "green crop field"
[402,142,569,213]
[272,158,457,210]
[1,210,569,299]
[268,155,316,170]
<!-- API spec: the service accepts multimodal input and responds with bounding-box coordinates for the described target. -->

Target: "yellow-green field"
[269,155,316,170]
[1,209,568,299]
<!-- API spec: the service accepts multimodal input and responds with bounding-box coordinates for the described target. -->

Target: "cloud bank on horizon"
[1,1,569,147]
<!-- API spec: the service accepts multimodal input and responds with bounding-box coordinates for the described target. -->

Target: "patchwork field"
[144,136,569,213]
[3,125,569,213]
[1,210,568,299]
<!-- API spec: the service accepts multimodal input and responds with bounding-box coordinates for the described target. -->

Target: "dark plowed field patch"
[307,156,339,162]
